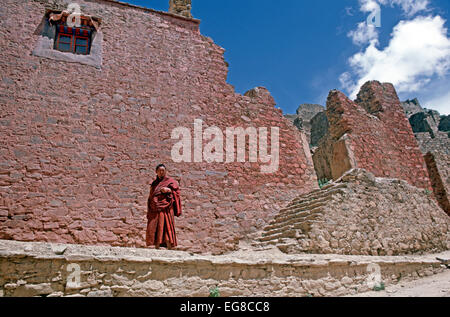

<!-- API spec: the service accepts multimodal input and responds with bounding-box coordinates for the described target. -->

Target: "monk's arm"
[168,181,182,217]
[168,181,180,193]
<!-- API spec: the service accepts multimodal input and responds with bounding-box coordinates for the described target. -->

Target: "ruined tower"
[169,0,192,18]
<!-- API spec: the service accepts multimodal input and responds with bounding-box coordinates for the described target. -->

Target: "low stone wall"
[0,240,448,297]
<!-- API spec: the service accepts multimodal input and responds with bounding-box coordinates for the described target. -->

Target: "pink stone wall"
[0,0,318,254]
[313,81,432,191]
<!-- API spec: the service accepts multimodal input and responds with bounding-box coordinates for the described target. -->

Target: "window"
[75,36,89,55]
[33,10,103,68]
[54,25,93,55]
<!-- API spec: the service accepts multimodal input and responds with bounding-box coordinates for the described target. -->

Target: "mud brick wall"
[0,0,318,254]
[313,81,432,191]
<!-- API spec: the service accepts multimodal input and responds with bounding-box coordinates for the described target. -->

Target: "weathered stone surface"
[313,81,432,191]
[310,112,329,148]
[409,111,440,137]
[424,152,450,216]
[439,115,450,132]
[255,169,450,256]
[416,132,450,156]
[0,0,318,255]
[401,98,424,118]
[0,240,447,297]
[285,104,325,145]
[169,0,192,18]
[405,102,450,211]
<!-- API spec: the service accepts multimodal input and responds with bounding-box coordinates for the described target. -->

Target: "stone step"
[262,224,294,237]
[259,223,316,242]
[275,200,327,221]
[259,229,300,242]
[291,186,347,206]
[262,219,318,240]
[283,191,339,212]
[267,207,324,230]
[255,236,305,247]
[277,242,300,253]
[288,184,348,206]
[265,212,312,232]
[263,212,321,235]
[260,220,326,243]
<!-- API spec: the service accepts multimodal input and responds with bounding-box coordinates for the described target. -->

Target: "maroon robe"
[146,176,182,248]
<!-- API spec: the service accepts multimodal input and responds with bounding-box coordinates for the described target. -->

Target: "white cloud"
[349,0,430,45]
[339,72,354,92]
[345,7,355,17]
[423,88,450,115]
[342,16,450,100]
[389,0,430,16]
[348,22,379,46]
[359,0,382,13]
[358,0,429,16]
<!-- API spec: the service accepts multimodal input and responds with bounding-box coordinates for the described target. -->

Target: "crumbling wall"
[256,169,450,256]
[284,104,325,146]
[0,0,318,254]
[313,81,432,191]
[424,152,450,216]
[310,112,328,148]
[169,0,192,18]
[400,98,450,215]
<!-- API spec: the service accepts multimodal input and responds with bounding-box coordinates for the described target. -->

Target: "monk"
[146,164,182,250]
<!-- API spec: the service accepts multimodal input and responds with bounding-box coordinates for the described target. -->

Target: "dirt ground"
[350,269,450,297]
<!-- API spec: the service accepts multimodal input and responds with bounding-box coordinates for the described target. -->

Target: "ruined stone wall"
[0,0,318,254]
[415,132,450,156]
[398,97,450,214]
[284,104,324,146]
[424,152,450,216]
[255,169,450,256]
[169,0,192,18]
[313,81,431,191]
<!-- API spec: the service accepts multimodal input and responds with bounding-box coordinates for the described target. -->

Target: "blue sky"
[124,0,450,115]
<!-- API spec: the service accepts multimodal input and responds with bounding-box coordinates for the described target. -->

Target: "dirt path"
[350,269,450,297]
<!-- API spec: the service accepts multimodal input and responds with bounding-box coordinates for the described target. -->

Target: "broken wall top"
[317,81,432,190]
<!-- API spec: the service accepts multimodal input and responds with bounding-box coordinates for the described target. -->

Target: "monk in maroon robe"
[146,164,182,250]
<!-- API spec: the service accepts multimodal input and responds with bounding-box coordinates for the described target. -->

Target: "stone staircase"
[251,182,349,253]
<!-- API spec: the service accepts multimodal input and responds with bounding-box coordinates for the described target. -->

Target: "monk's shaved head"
[156,164,167,180]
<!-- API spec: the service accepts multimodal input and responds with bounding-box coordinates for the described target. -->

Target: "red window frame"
[56,32,73,52]
[55,28,91,55]
[74,35,89,55]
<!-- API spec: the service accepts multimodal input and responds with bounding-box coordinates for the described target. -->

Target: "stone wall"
[255,169,450,256]
[424,152,450,216]
[0,0,318,255]
[310,112,328,148]
[402,98,450,215]
[169,0,192,18]
[313,81,432,191]
[401,98,424,118]
[284,104,324,146]
[0,240,447,297]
